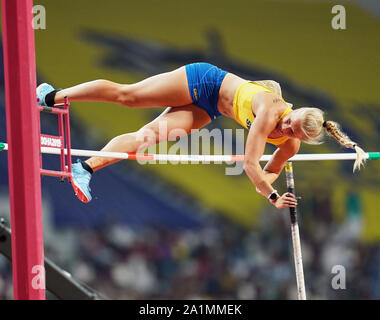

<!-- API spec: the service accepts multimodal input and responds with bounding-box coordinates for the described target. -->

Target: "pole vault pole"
[1,0,45,299]
[285,163,306,300]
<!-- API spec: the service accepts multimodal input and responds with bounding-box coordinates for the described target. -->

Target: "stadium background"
[0,0,379,299]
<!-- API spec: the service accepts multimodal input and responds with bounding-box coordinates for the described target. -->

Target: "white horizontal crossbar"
[1,142,379,162]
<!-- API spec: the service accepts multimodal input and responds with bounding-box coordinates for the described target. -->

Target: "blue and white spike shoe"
[71,160,93,203]
[36,83,55,106]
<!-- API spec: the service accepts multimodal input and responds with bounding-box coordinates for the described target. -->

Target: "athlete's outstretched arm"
[243,109,298,209]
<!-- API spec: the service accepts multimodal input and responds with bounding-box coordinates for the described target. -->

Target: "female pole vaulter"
[37,63,366,207]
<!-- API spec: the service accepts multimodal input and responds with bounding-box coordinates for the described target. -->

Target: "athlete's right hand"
[272,192,298,209]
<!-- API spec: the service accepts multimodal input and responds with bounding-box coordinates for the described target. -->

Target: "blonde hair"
[293,107,325,144]
[294,107,366,172]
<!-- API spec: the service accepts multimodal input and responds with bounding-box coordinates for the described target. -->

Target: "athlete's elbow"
[244,160,266,189]
[243,160,252,174]
[243,159,259,175]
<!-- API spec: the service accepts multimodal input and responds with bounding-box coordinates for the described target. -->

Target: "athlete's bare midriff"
[217,73,246,119]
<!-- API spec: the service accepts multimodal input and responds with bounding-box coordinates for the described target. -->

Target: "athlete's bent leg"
[85,105,211,172]
[71,105,210,202]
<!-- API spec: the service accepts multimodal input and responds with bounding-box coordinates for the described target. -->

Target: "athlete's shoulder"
[255,80,282,97]
[253,91,285,117]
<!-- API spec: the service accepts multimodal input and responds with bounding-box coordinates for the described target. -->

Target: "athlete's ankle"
[45,89,62,107]
[81,161,93,174]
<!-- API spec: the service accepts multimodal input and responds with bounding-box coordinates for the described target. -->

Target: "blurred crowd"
[0,193,379,300]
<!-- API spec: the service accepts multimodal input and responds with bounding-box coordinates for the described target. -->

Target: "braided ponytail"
[323,120,366,172]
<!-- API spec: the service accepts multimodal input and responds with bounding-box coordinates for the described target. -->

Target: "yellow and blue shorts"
[185,62,228,120]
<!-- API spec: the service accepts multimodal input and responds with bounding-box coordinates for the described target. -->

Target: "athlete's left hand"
[272,192,298,209]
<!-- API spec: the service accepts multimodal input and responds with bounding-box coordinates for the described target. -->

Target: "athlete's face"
[277,112,306,140]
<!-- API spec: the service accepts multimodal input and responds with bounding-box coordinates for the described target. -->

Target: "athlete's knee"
[116,84,139,107]
[90,79,134,105]
[136,126,160,145]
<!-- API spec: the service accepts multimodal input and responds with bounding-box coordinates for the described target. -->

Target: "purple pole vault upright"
[1,0,45,299]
